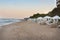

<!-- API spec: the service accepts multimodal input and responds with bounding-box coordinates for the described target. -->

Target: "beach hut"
[37,17,43,24]
[44,16,52,25]
[52,15,60,23]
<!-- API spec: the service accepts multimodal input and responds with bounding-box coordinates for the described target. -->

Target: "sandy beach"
[0,21,60,40]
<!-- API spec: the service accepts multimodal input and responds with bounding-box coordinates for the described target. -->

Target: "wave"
[0,18,22,26]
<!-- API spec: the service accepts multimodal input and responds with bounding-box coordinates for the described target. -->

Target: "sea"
[0,18,22,26]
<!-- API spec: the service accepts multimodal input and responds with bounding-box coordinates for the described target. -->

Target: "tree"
[29,13,47,18]
[48,7,60,17]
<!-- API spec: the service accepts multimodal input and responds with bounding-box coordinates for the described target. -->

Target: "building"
[56,0,60,7]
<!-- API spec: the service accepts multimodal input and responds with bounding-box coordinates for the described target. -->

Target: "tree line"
[29,7,60,18]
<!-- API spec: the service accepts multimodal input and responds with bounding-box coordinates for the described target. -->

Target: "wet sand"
[0,21,60,40]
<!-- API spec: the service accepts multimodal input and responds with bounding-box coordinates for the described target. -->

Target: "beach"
[0,20,60,40]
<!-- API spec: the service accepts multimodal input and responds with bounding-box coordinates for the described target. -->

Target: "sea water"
[0,18,21,26]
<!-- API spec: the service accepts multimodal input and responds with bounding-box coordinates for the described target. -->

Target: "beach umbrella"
[59,17,60,19]
[37,17,43,24]
[52,15,60,19]
[44,16,51,18]
[52,15,60,23]
[44,16,52,25]
[37,17,43,19]
[44,16,51,21]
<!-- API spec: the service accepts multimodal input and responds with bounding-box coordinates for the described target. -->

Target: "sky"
[0,0,56,18]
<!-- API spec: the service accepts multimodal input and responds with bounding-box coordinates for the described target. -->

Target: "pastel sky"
[0,0,56,18]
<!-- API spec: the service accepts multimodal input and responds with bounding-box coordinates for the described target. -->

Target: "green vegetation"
[30,13,48,18]
[29,7,60,18]
[48,7,60,17]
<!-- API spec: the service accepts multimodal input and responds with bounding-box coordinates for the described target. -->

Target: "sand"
[0,21,60,40]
